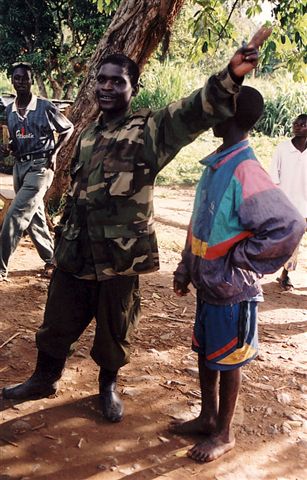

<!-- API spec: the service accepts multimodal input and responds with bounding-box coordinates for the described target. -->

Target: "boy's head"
[11,62,33,95]
[96,54,140,116]
[234,86,264,131]
[292,114,307,138]
[213,86,264,138]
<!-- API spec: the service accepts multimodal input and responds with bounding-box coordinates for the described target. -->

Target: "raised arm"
[145,26,272,172]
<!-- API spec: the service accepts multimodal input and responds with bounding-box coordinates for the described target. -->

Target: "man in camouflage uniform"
[3,29,269,422]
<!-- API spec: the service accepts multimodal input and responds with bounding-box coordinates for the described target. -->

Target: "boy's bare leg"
[188,367,241,462]
[169,354,218,435]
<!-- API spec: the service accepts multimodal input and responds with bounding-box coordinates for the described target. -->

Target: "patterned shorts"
[192,297,258,371]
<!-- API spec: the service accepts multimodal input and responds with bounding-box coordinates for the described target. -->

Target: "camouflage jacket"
[54,68,241,280]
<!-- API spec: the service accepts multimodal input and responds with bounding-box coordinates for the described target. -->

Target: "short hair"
[294,114,307,123]
[98,54,140,86]
[235,86,264,132]
[11,62,33,77]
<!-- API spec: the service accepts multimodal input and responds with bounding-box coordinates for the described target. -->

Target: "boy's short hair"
[98,54,140,86]
[11,62,33,77]
[294,113,307,124]
[235,86,264,132]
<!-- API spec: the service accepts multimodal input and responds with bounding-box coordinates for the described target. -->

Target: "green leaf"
[201,41,208,53]
[295,31,301,43]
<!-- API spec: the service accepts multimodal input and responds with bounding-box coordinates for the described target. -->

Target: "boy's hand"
[174,279,190,297]
[229,25,272,78]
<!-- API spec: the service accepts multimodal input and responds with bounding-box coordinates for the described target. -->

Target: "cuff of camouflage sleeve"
[227,65,244,85]
[215,67,242,94]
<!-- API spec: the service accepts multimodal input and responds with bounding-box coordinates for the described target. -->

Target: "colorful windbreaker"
[175,140,305,305]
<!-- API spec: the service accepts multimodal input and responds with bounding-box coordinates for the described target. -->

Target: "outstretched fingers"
[229,25,272,77]
[247,25,273,49]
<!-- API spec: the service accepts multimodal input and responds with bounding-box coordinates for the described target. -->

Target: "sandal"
[276,276,294,291]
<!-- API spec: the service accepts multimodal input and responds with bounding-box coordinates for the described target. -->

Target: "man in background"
[0,62,73,281]
[270,114,307,290]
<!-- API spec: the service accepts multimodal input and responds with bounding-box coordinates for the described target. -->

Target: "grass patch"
[157,131,281,186]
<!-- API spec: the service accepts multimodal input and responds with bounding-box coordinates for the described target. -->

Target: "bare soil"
[0,185,306,480]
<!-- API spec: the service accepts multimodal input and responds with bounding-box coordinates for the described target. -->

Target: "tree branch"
[217,0,241,46]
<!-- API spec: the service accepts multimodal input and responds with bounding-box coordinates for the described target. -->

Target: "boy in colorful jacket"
[171,86,305,462]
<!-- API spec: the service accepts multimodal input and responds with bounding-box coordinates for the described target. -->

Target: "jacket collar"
[201,139,250,170]
[94,109,132,132]
[12,94,37,113]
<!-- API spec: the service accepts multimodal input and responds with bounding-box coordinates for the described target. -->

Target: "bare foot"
[187,433,235,462]
[169,416,216,435]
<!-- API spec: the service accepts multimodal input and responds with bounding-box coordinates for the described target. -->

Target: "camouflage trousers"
[36,269,141,371]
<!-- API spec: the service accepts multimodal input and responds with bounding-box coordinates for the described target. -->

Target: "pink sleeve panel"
[235,160,277,200]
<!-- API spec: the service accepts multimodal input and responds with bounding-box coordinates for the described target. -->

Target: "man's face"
[12,67,32,95]
[96,63,136,116]
[292,117,307,138]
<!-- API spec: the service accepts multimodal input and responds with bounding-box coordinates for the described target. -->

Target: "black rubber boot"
[2,351,65,400]
[99,368,124,423]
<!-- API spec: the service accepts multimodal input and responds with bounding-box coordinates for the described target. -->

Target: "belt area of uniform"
[16,151,51,163]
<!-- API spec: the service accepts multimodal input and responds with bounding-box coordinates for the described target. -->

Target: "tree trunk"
[35,73,48,98]
[49,77,63,100]
[64,84,75,100]
[47,0,185,206]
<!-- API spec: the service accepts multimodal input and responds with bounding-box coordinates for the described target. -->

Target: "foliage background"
[0,0,306,185]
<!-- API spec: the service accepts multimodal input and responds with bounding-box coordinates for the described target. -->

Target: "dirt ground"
[0,185,306,480]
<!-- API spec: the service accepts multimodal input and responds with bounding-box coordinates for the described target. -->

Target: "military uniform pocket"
[54,224,84,274]
[104,222,159,275]
[104,220,149,239]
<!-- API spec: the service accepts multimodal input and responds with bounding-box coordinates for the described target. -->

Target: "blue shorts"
[192,297,258,371]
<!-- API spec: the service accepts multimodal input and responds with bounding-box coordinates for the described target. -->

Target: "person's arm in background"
[269,144,281,185]
[46,103,74,168]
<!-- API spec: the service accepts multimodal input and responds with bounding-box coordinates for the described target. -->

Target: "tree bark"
[48,77,64,100]
[64,83,75,100]
[35,73,48,98]
[47,0,185,206]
